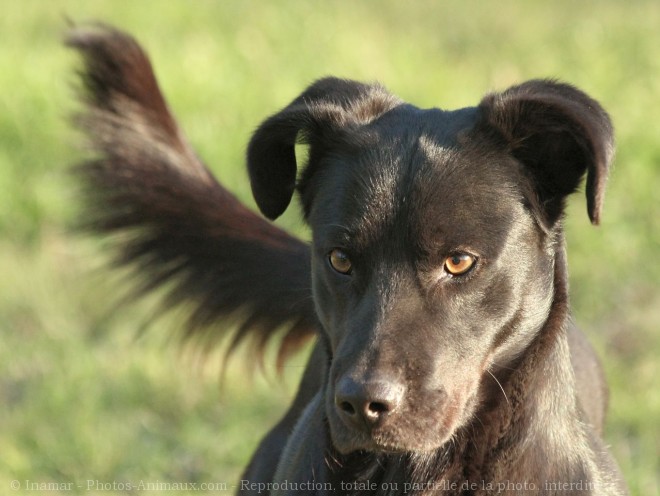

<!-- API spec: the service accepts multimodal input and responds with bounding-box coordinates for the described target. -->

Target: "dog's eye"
[444,253,475,276]
[328,248,352,275]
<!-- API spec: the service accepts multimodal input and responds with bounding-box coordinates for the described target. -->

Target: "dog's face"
[306,107,556,453]
[247,78,612,454]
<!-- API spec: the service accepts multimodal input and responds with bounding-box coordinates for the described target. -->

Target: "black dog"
[68,25,627,495]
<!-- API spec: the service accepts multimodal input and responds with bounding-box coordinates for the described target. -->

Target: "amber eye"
[444,253,475,276]
[328,248,352,275]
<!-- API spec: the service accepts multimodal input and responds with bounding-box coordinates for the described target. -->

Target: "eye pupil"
[329,249,352,275]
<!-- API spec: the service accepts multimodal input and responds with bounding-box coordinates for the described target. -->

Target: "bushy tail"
[67,24,316,366]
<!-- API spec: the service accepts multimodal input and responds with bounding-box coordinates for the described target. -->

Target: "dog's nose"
[334,376,404,430]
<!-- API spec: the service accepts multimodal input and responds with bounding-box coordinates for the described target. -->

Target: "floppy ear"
[478,80,614,225]
[247,77,401,219]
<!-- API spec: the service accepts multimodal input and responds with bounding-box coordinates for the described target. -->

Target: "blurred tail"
[66,24,316,366]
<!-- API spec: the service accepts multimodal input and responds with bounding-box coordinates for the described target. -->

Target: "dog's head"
[247,78,613,454]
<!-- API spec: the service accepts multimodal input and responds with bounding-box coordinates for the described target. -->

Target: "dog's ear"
[477,80,614,225]
[247,78,401,219]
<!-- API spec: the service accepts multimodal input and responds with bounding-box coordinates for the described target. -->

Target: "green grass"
[1,1,658,495]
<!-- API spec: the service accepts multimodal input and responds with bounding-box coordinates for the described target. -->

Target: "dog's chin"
[327,413,454,455]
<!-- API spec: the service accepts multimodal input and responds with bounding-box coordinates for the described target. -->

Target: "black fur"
[69,25,627,495]
[67,24,317,365]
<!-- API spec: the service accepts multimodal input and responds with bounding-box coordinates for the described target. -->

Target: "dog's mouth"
[325,387,467,455]
[333,430,409,455]
[327,412,456,455]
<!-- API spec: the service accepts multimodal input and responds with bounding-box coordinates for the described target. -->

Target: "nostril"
[339,400,356,415]
[366,401,389,416]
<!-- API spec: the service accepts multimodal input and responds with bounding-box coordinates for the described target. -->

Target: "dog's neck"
[327,242,590,492]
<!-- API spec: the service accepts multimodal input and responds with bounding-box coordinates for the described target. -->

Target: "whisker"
[487,369,510,407]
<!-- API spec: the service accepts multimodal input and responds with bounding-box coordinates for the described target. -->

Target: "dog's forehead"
[310,105,523,251]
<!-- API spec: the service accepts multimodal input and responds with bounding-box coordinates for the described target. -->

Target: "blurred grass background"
[0,1,658,495]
